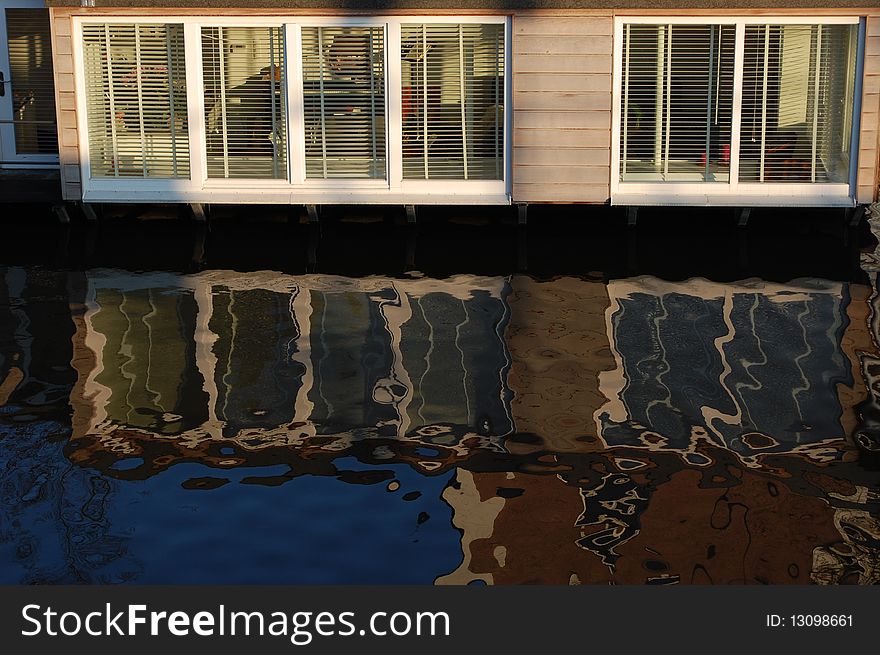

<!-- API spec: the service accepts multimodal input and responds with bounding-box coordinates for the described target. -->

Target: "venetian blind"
[738,23,857,184]
[301,26,386,179]
[82,23,189,178]
[400,23,504,181]
[619,23,735,183]
[202,26,287,179]
[5,8,57,155]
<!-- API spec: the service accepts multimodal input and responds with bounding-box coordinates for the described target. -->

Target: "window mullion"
[810,26,822,183]
[387,21,403,190]
[286,23,306,184]
[728,21,746,190]
[184,22,206,187]
[459,24,468,180]
[103,24,120,177]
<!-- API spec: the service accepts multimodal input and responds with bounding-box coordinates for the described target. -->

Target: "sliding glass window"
[401,23,505,180]
[78,17,509,193]
[618,20,859,188]
[301,26,386,179]
[82,23,189,178]
[201,26,287,179]
[619,23,735,183]
[739,24,857,184]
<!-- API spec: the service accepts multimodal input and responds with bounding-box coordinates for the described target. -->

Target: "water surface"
[1,211,878,584]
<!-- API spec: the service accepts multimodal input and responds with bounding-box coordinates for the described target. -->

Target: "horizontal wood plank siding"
[512,14,613,204]
[858,16,880,204]
[49,8,80,201]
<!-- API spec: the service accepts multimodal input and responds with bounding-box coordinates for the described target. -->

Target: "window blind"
[619,23,735,183]
[739,23,857,184]
[5,8,57,155]
[82,23,189,178]
[202,26,286,179]
[301,26,386,179]
[400,23,504,181]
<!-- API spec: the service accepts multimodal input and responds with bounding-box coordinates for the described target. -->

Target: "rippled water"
[1,213,879,584]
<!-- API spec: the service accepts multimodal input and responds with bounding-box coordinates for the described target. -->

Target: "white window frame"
[611,15,863,207]
[72,14,511,205]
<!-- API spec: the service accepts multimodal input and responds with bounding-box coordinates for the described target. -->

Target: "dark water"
[1,207,879,584]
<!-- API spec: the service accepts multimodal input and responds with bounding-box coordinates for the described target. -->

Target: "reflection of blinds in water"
[401,23,504,180]
[82,23,189,178]
[208,288,305,437]
[201,26,287,179]
[301,26,386,179]
[599,283,851,456]
[5,8,58,155]
[77,273,512,444]
[89,287,207,434]
[309,286,513,438]
[738,24,857,184]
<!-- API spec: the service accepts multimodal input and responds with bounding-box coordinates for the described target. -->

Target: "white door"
[0,0,57,167]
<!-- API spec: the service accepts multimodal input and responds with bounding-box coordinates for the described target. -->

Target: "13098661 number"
[790,615,853,627]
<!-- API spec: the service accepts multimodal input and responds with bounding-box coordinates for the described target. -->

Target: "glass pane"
[5,8,57,155]
[620,23,735,183]
[202,26,287,179]
[301,26,386,179]
[82,23,189,178]
[739,24,857,184]
[401,23,504,181]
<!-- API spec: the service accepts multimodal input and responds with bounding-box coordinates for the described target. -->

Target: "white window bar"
[459,24,468,180]
[705,25,715,181]
[654,25,665,174]
[103,24,119,176]
[165,27,178,176]
[663,25,672,179]
[758,25,770,182]
[810,26,822,183]
[622,23,630,178]
[269,27,279,179]
[493,25,500,180]
[422,25,428,179]
[134,26,147,176]
[316,27,328,178]
[728,21,745,188]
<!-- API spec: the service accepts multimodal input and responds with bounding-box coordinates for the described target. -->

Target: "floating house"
[0,1,879,211]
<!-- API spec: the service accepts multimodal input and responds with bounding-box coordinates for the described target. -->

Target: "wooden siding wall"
[511,14,612,204]
[857,16,880,204]
[48,9,80,201]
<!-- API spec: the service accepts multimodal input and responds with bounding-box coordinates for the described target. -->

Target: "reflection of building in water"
[596,277,864,465]
[439,275,878,585]
[0,268,135,583]
[68,270,513,471]
[437,464,861,585]
[505,275,615,454]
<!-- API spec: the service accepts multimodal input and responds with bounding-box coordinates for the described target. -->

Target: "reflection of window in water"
[88,286,208,434]
[597,278,853,457]
[73,272,514,450]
